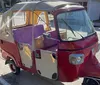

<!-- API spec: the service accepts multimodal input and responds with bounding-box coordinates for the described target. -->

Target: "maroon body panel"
[0,40,21,67]
[0,40,36,73]
[58,33,99,82]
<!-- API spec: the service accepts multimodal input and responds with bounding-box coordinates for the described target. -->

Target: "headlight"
[69,54,84,65]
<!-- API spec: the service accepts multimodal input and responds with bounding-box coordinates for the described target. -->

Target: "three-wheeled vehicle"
[0,1,100,84]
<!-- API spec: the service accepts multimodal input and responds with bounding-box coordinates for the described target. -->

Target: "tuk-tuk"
[0,1,100,84]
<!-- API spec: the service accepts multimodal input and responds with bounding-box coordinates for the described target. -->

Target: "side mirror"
[43,33,51,39]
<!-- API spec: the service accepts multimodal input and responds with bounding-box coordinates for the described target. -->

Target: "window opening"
[12,12,26,28]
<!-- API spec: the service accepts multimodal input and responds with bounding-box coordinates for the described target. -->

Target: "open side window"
[0,14,14,43]
[34,11,50,31]
[12,11,33,29]
[12,11,27,28]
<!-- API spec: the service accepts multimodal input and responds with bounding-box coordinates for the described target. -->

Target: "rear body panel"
[0,40,36,73]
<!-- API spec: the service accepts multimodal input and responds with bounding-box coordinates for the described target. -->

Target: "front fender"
[79,53,100,78]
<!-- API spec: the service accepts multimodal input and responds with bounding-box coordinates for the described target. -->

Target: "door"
[18,43,33,68]
[11,11,33,68]
[12,26,33,68]
[34,11,58,79]
[35,50,58,80]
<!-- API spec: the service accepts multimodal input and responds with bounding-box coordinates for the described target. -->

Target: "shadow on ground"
[1,71,64,85]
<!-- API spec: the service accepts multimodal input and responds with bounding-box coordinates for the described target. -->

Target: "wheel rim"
[85,78,99,85]
[9,64,16,73]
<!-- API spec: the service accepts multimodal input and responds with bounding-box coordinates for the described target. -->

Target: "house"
[0,0,20,12]
[88,0,100,20]
[62,0,100,26]
[87,0,100,26]
[62,0,100,21]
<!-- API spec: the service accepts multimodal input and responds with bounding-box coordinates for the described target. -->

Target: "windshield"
[57,10,95,41]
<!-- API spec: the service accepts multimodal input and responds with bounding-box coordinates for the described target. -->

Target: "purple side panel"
[13,25,44,46]
[13,25,33,45]
[13,24,58,50]
[34,25,45,38]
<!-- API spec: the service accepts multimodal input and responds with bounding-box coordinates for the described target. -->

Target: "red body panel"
[0,40,21,67]
[0,40,36,73]
[58,33,99,82]
[1,33,100,82]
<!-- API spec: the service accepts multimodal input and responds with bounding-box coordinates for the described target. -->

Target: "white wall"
[87,0,100,21]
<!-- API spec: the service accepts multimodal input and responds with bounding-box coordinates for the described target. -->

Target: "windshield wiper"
[61,19,76,37]
[75,31,84,39]
[61,19,84,39]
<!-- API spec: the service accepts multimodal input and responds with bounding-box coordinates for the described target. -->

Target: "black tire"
[82,78,99,85]
[9,60,20,75]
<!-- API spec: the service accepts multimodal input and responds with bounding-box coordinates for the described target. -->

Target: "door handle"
[35,50,41,59]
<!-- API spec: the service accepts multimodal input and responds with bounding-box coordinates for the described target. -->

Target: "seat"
[13,24,45,49]
[33,25,45,49]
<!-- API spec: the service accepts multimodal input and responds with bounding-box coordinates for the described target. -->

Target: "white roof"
[7,1,79,12]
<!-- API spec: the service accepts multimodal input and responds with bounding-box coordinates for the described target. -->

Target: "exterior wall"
[87,0,100,21]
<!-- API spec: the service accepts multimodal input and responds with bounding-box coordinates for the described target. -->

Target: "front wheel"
[82,78,100,85]
[9,60,20,75]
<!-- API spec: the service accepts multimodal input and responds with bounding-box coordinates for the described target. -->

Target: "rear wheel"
[9,60,20,75]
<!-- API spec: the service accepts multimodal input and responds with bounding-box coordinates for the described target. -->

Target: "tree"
[4,0,21,7]
[0,0,20,12]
